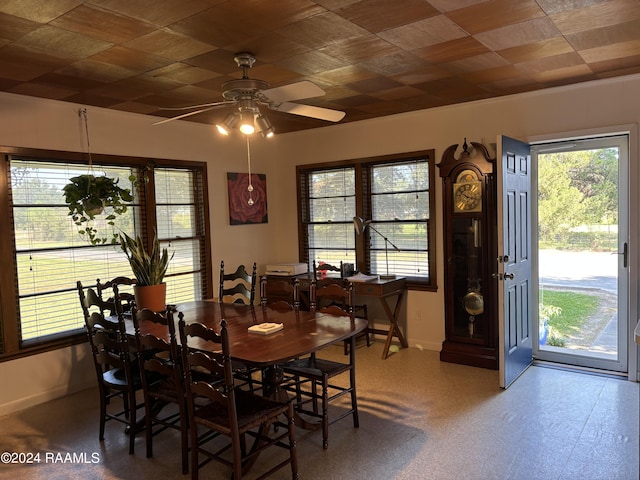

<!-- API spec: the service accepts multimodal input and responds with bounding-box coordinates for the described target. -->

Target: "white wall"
[1,72,640,414]
[271,74,640,357]
[0,344,93,416]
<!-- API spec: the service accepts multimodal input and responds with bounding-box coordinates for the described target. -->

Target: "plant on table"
[119,232,174,312]
[119,232,173,286]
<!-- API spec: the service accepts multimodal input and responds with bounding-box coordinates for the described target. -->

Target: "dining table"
[130,299,367,405]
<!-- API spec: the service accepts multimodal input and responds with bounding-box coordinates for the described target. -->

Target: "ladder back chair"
[313,260,371,354]
[96,276,137,313]
[219,261,257,305]
[260,276,300,310]
[178,316,299,480]
[77,281,143,455]
[282,280,360,449]
[129,301,189,474]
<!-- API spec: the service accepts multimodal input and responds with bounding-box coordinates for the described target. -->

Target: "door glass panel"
[535,135,628,372]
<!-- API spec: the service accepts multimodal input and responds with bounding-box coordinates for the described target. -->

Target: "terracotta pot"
[134,283,167,312]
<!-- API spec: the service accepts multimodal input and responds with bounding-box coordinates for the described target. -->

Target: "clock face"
[453,181,482,212]
[456,169,478,183]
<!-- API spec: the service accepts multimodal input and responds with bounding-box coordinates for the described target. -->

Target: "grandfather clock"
[438,140,498,369]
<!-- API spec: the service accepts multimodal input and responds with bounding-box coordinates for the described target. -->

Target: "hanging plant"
[62,108,147,246]
[63,174,134,245]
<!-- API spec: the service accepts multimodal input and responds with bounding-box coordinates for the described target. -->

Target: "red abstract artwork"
[227,172,268,225]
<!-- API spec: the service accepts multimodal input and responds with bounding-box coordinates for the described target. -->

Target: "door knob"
[504,272,514,280]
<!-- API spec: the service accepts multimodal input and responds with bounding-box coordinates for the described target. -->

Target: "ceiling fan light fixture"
[256,114,275,138]
[239,109,255,135]
[262,127,275,138]
[216,112,238,135]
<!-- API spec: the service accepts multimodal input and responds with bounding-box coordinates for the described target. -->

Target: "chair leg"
[98,386,107,441]
[128,390,137,455]
[123,391,130,419]
[311,378,319,414]
[190,423,199,480]
[350,386,359,428]
[286,404,299,479]
[349,337,359,429]
[362,304,371,347]
[144,398,153,459]
[245,366,254,392]
[180,402,189,475]
[232,431,243,480]
[292,374,301,403]
[345,304,370,354]
[322,376,329,450]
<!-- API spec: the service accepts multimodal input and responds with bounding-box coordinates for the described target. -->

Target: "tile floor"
[1,343,638,480]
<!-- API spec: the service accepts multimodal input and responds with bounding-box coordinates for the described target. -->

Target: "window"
[368,160,431,278]
[154,167,210,303]
[297,150,436,289]
[0,149,211,358]
[302,167,356,267]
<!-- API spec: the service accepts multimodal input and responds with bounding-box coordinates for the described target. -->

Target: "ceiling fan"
[152,53,346,136]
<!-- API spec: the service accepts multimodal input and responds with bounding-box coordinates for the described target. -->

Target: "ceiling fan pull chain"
[246,136,254,206]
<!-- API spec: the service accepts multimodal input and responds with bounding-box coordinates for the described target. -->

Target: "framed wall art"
[227,172,268,225]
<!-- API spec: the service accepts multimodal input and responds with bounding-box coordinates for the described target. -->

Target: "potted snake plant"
[119,232,173,312]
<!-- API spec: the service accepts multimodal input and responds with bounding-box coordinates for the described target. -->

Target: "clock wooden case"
[438,141,498,369]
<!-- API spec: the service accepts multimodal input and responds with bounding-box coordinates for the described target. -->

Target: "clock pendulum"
[463,218,484,337]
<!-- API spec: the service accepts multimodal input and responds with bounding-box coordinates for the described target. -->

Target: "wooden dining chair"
[260,276,300,310]
[77,280,143,455]
[282,280,359,449]
[178,316,298,480]
[96,276,137,313]
[128,301,189,474]
[219,261,257,304]
[313,260,370,354]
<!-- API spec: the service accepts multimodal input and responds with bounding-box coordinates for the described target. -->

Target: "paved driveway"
[539,249,618,293]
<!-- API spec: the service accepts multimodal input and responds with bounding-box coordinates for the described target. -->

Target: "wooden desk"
[270,274,407,359]
[351,277,407,359]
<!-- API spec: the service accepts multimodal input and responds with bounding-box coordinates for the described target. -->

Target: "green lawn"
[539,289,599,338]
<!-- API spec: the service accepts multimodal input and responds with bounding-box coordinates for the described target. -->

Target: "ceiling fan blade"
[152,106,221,125]
[261,81,325,103]
[273,102,346,122]
[159,100,234,111]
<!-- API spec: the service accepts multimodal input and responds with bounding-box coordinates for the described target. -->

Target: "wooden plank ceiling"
[1,0,639,134]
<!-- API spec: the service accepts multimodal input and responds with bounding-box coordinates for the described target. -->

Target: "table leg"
[262,364,286,401]
[378,290,407,359]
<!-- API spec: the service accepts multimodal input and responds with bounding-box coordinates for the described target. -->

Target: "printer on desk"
[265,262,308,276]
